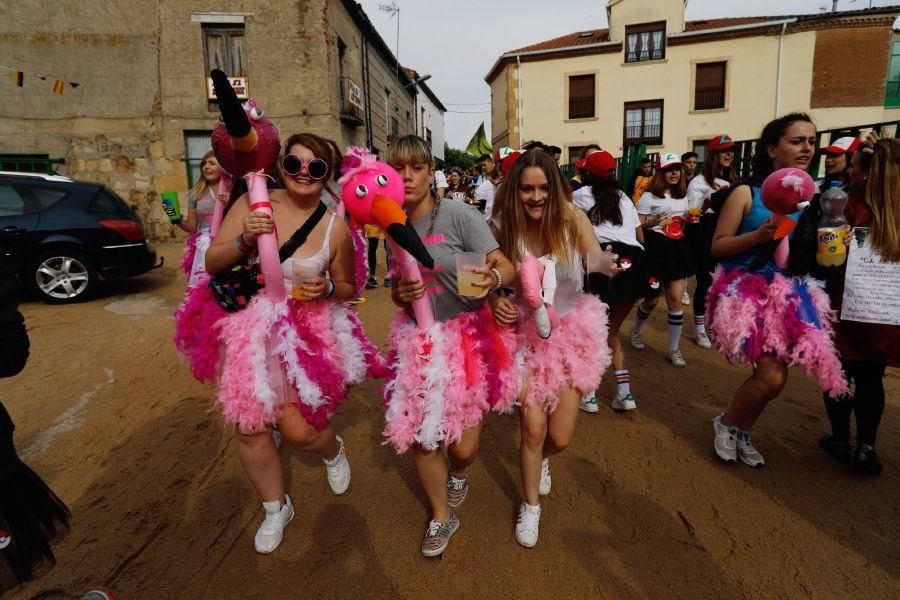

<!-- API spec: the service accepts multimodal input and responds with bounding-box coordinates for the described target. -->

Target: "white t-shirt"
[686,174,729,213]
[434,170,449,189]
[636,191,689,234]
[475,179,498,220]
[573,187,643,249]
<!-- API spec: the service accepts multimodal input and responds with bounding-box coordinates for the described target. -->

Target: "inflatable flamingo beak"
[797,201,810,210]
[211,69,258,153]
[371,193,434,269]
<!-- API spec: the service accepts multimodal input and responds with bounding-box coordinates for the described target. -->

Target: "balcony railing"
[695,86,725,110]
[568,96,595,119]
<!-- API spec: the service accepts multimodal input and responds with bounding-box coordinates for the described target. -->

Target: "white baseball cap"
[657,152,682,170]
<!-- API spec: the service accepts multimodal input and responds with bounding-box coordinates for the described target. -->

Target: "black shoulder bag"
[209,202,328,312]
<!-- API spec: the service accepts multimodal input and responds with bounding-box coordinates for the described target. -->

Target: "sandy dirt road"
[4,243,899,599]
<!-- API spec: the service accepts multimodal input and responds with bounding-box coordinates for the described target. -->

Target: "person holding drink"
[385,135,519,557]
[631,153,697,367]
[685,135,740,349]
[791,132,900,474]
[205,132,380,554]
[489,148,616,548]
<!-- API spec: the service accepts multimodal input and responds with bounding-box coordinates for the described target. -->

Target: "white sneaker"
[668,349,687,367]
[254,495,294,554]
[579,392,599,413]
[682,290,691,305]
[737,430,766,468]
[694,330,712,349]
[611,393,637,411]
[534,305,552,339]
[713,414,737,464]
[324,435,350,495]
[630,329,645,350]
[515,502,541,548]
[539,458,552,496]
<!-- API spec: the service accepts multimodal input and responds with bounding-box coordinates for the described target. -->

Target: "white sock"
[694,314,706,334]
[633,304,652,333]
[262,498,283,513]
[667,310,684,352]
[525,502,541,514]
[615,370,630,398]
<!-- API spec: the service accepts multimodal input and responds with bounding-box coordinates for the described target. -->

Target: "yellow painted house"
[486,0,900,162]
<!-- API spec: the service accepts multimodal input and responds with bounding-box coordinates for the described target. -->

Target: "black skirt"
[586,241,652,304]
[644,230,697,283]
[686,212,718,275]
[0,403,70,594]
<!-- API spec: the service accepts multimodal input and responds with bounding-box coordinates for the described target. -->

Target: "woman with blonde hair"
[489,148,615,547]
[178,151,226,235]
[385,135,519,557]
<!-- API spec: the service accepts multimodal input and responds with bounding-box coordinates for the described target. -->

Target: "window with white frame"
[625,22,666,63]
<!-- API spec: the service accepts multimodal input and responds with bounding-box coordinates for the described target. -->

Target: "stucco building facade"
[0,0,424,241]
[486,0,900,164]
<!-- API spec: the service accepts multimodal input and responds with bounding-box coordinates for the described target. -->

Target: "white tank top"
[280,212,337,288]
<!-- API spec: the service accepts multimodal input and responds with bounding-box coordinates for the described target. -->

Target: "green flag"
[466,122,492,157]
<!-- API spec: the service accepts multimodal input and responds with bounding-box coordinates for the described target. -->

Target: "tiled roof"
[509,29,611,54]
[684,16,781,31]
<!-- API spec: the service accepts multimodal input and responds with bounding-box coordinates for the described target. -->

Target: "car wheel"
[25,248,99,304]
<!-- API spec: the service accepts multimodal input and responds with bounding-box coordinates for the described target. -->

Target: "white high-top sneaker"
[254,495,294,554]
[324,435,351,495]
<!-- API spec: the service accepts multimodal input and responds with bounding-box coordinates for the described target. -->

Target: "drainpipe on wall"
[775,21,787,118]
[516,54,523,147]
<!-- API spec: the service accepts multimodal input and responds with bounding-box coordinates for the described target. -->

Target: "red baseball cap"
[820,136,860,155]
[500,150,523,176]
[708,134,735,152]
[576,150,616,178]
[492,146,515,163]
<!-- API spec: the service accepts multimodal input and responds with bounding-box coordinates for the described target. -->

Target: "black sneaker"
[366,276,378,289]
[819,435,851,464]
[851,444,883,475]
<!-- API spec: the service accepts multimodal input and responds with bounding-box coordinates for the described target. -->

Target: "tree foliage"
[443,143,476,172]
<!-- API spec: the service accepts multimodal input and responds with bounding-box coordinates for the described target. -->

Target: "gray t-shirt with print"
[410,198,499,323]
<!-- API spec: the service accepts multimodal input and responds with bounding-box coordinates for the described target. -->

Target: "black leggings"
[367,237,391,277]
[693,266,712,317]
[823,359,886,446]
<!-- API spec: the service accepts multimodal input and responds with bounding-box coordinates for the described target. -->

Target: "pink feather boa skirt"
[706,266,848,395]
[205,296,386,435]
[383,305,520,453]
[516,294,611,412]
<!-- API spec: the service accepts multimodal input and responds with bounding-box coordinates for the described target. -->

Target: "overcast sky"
[357,0,894,149]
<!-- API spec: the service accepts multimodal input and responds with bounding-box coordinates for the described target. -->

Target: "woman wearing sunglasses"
[205,132,384,555]
[630,153,697,367]
[385,135,519,558]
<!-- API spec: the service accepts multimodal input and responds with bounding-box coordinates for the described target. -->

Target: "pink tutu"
[517,295,611,412]
[215,296,386,434]
[707,266,848,395]
[181,231,201,278]
[383,305,520,453]
[173,282,225,383]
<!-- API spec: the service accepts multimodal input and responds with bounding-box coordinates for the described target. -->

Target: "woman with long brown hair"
[631,153,698,367]
[489,148,615,547]
[799,134,899,474]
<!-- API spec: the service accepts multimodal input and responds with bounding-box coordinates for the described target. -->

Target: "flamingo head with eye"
[339,147,433,269]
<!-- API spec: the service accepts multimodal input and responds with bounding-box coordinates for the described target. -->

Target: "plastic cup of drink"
[292,262,321,300]
[455,252,487,296]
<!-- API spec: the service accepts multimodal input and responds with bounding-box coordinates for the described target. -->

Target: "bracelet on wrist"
[489,267,503,292]
[235,234,251,254]
[324,279,335,298]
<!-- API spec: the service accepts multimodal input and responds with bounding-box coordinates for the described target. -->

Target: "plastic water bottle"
[816,181,849,267]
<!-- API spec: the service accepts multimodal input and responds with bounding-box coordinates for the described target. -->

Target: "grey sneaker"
[713,414,737,464]
[668,349,687,367]
[447,475,469,508]
[737,430,765,468]
[421,512,460,557]
[630,329,645,350]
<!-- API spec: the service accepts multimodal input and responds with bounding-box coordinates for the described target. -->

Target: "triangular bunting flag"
[68,82,80,89]
[52,80,64,95]
[38,74,46,81]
